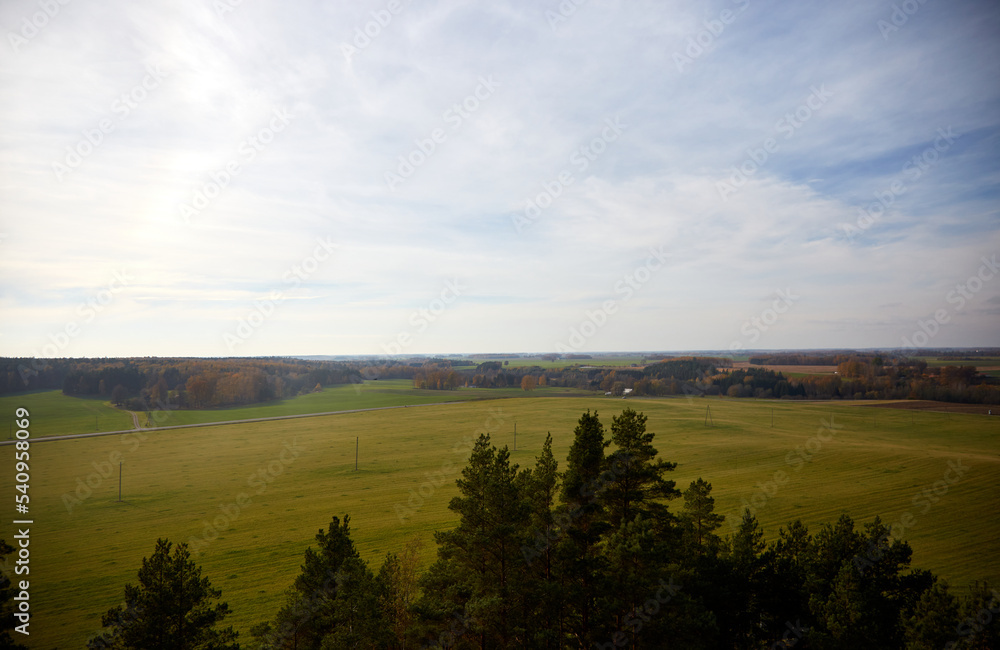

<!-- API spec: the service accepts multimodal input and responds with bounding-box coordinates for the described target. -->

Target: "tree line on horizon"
[0,357,360,408]
[13,408,993,649]
[419,356,1000,405]
[1,352,997,409]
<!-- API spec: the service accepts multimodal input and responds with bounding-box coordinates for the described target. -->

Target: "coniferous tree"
[723,511,773,649]
[554,410,610,647]
[680,478,725,556]
[953,581,1000,650]
[600,408,680,530]
[519,433,563,648]
[264,515,393,649]
[88,539,238,650]
[904,579,960,650]
[598,409,681,639]
[417,434,531,648]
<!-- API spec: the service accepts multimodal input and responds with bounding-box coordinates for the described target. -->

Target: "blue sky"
[1,0,998,357]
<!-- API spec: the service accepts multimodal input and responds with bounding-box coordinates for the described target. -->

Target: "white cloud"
[1,0,998,356]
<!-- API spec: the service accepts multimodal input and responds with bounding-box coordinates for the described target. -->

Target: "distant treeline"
[3,352,997,409]
[0,357,360,410]
[388,354,1000,405]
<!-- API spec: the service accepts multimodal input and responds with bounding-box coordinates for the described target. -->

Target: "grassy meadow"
[0,390,133,439]
[0,381,588,437]
[1,394,998,647]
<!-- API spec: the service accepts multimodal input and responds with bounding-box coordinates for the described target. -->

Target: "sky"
[1,0,998,358]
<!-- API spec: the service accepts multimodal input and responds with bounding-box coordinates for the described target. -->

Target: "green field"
[0,381,588,437]
[0,390,133,438]
[2,395,998,648]
[915,355,1000,368]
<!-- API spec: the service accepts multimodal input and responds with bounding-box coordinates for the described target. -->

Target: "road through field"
[0,401,463,445]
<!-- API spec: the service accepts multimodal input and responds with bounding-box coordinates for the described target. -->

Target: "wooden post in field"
[355,437,359,471]
[514,420,517,451]
[771,408,774,428]
[118,462,122,502]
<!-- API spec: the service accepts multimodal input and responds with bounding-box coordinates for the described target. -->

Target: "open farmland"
[0,381,588,438]
[2,395,997,648]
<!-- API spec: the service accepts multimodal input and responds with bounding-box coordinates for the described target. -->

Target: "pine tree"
[417,434,531,648]
[724,511,773,649]
[520,433,562,647]
[680,477,725,555]
[87,539,238,650]
[955,581,1000,649]
[554,410,610,647]
[600,408,680,530]
[263,515,383,649]
[904,579,960,650]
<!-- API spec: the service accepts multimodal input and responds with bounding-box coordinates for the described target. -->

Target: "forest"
[0,357,360,409]
[11,408,990,649]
